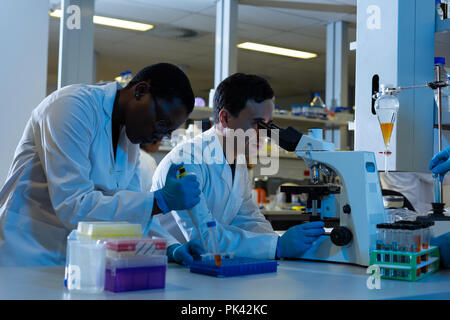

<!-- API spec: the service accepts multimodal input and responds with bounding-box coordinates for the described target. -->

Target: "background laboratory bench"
[1,260,449,300]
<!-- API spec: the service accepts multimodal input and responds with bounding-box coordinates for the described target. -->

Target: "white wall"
[0,0,49,183]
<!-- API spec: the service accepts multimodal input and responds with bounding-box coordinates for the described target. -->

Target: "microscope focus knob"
[330,227,353,246]
[343,204,351,214]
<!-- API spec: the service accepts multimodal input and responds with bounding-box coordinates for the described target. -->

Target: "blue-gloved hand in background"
[431,232,450,269]
[430,147,450,181]
[154,163,201,213]
[277,221,325,258]
[167,239,205,266]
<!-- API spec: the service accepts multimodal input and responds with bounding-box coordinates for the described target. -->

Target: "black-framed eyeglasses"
[256,119,277,130]
[149,92,174,138]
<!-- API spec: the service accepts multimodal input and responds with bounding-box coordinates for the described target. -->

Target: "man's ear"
[218,109,230,128]
[134,82,149,100]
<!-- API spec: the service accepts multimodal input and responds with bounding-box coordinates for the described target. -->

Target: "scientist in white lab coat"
[0,63,202,267]
[139,141,162,192]
[151,73,325,265]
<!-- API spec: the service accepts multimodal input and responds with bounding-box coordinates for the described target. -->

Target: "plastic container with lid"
[65,230,106,293]
[291,105,302,116]
[77,221,142,240]
[104,237,167,258]
[105,255,168,292]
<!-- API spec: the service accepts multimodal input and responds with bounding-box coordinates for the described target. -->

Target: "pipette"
[177,166,207,251]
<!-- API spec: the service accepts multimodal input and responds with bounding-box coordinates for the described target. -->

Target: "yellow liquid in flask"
[380,122,394,148]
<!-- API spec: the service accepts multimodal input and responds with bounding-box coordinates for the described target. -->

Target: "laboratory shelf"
[157,146,304,161]
[272,113,350,129]
[188,107,351,130]
[189,106,214,120]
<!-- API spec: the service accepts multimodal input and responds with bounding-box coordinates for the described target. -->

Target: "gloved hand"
[167,239,205,266]
[277,221,325,258]
[154,163,201,213]
[430,147,450,181]
[431,232,450,268]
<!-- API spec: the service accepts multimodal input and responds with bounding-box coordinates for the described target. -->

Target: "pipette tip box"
[105,237,167,258]
[190,257,277,277]
[105,256,167,292]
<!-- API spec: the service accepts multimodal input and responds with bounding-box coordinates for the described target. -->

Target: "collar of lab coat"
[100,82,124,166]
[101,81,120,119]
[203,126,247,192]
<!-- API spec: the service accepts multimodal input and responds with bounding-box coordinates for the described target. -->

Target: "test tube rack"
[190,257,278,277]
[369,246,440,281]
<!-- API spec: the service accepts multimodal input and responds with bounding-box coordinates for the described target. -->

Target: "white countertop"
[1,260,449,300]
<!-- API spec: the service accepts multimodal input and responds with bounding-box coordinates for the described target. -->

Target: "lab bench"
[1,260,449,300]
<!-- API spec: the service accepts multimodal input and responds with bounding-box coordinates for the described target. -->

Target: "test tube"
[422,222,432,251]
[391,224,400,278]
[384,224,393,277]
[375,224,384,263]
[433,173,441,203]
[206,220,221,266]
[397,226,407,278]
[405,225,421,278]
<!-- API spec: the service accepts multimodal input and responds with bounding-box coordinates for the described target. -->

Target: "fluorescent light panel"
[237,42,317,59]
[50,9,153,32]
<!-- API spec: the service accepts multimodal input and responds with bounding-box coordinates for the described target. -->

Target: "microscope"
[258,121,385,266]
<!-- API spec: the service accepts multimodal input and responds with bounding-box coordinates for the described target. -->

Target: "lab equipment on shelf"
[274,105,280,114]
[309,93,329,119]
[291,105,304,116]
[371,221,439,281]
[115,70,132,87]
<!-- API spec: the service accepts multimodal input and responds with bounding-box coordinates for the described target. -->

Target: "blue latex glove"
[430,148,450,181]
[167,239,205,266]
[431,232,450,268]
[277,221,325,258]
[154,163,201,213]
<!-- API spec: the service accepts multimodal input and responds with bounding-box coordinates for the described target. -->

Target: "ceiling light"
[237,42,317,59]
[50,9,153,32]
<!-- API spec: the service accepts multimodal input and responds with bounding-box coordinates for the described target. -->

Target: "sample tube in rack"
[206,220,221,266]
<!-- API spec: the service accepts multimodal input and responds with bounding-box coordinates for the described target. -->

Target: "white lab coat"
[0,82,154,266]
[379,172,450,215]
[150,127,278,260]
[139,149,158,192]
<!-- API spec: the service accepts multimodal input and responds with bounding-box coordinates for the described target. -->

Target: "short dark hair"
[213,73,274,123]
[126,63,195,114]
